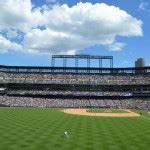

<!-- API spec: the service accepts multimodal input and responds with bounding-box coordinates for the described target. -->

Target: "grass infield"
[86,108,129,113]
[0,108,150,150]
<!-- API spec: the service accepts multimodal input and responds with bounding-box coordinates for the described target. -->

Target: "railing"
[0,65,150,74]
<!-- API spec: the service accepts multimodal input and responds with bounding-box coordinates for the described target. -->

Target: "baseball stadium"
[0,54,150,150]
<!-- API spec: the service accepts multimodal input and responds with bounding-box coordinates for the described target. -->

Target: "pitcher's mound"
[63,109,140,117]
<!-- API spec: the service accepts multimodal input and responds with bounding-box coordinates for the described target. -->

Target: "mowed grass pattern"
[0,108,150,150]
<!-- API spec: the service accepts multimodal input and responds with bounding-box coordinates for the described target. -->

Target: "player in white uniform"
[64,131,69,139]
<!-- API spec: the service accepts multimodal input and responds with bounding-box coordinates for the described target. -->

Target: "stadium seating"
[0,70,150,110]
[0,72,150,85]
[0,96,149,110]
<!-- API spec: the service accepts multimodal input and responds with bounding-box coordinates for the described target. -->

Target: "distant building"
[135,58,145,73]
[135,58,145,68]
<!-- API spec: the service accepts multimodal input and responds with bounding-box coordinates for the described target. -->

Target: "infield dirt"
[63,109,140,117]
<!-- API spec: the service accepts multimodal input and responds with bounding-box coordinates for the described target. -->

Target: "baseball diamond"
[0,55,150,150]
[0,0,150,149]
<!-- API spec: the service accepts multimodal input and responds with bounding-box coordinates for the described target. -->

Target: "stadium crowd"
[0,71,149,110]
[0,96,149,110]
[0,72,150,85]
[7,90,131,96]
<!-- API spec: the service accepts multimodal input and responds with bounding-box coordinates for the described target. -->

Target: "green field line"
[0,108,150,150]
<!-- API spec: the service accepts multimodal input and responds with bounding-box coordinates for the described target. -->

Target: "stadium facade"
[0,55,150,109]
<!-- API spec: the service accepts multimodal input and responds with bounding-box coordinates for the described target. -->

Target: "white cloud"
[24,2,142,54]
[0,0,44,32]
[108,42,125,51]
[0,1,143,54]
[139,2,149,10]
[23,28,78,54]
[43,3,143,36]
[6,29,18,39]
[0,36,23,53]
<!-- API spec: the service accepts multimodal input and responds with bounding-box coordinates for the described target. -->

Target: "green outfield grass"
[0,108,150,150]
[86,108,129,113]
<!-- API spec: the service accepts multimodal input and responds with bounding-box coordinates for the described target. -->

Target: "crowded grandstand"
[0,55,150,110]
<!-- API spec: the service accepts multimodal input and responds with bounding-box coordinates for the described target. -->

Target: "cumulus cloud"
[0,1,143,54]
[0,36,22,53]
[108,42,125,51]
[23,28,78,54]
[0,0,44,32]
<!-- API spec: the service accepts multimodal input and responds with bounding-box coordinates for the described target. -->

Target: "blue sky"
[0,0,149,67]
